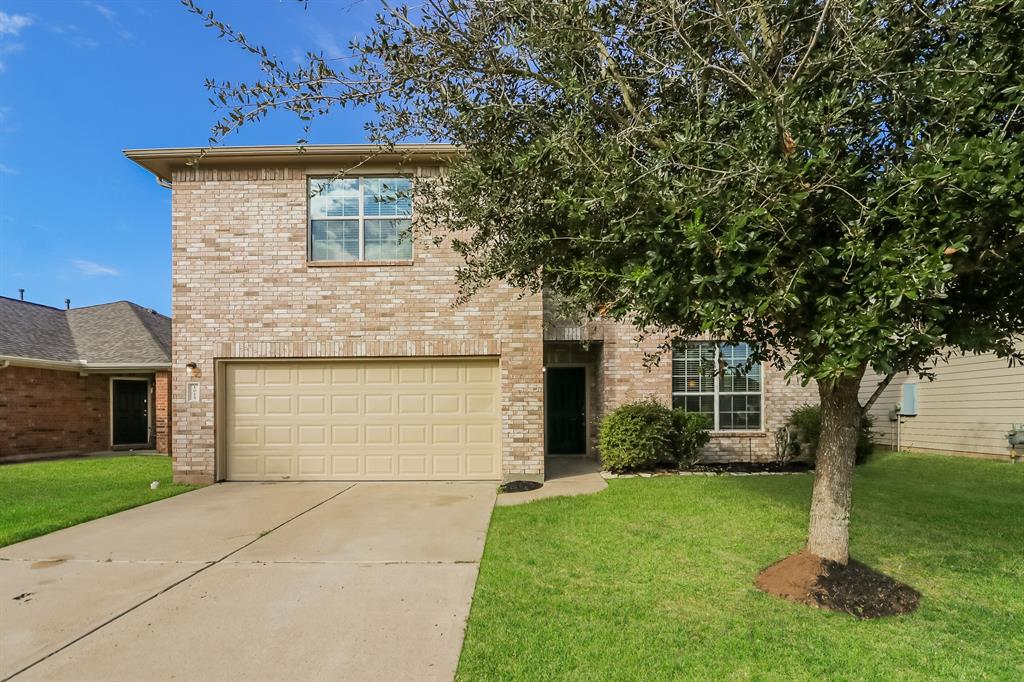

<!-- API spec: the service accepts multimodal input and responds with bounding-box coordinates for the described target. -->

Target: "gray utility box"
[1009,425,1024,448]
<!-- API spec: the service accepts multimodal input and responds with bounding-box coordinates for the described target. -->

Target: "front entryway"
[111,379,149,446]
[545,366,587,455]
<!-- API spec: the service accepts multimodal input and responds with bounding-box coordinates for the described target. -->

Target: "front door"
[113,380,149,446]
[546,367,587,455]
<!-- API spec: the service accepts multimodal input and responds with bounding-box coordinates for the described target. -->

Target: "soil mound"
[755,550,920,619]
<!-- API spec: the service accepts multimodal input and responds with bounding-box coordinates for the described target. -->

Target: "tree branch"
[861,372,896,415]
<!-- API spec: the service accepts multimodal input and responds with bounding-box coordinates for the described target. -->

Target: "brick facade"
[169,165,544,484]
[0,365,110,458]
[544,320,819,463]
[165,157,817,482]
[0,366,173,460]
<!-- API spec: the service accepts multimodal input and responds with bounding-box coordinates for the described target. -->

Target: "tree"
[186,0,1023,582]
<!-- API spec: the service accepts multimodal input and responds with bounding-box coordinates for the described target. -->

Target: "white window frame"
[307,175,413,262]
[671,342,764,432]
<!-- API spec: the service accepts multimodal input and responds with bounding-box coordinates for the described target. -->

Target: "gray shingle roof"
[0,297,170,366]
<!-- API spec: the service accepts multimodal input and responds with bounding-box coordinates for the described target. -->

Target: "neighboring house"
[125,144,817,485]
[0,297,172,461]
[860,349,1024,460]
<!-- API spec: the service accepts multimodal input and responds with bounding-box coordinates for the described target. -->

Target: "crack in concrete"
[3,485,355,682]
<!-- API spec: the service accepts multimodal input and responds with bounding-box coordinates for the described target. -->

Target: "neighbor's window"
[671,341,762,430]
[308,177,413,261]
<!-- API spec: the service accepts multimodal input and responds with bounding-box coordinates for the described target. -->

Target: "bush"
[672,410,712,468]
[786,404,875,465]
[598,400,675,472]
[598,400,712,472]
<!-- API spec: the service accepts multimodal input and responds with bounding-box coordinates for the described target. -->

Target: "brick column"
[154,370,172,455]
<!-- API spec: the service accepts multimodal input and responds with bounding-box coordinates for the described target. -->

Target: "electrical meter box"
[900,383,919,416]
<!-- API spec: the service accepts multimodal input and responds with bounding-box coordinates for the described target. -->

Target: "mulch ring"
[755,550,921,619]
[499,480,543,493]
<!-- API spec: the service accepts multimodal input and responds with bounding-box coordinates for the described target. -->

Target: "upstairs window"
[671,341,762,431]
[308,177,413,262]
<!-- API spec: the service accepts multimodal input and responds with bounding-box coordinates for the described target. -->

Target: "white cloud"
[72,259,119,276]
[0,163,17,175]
[83,2,116,21]
[0,12,33,37]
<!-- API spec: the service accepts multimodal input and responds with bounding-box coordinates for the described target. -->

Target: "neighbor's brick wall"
[582,320,819,463]
[170,165,544,484]
[0,365,109,458]
[154,370,172,455]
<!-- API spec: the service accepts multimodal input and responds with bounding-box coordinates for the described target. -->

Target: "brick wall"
[0,365,109,458]
[154,370,172,455]
[170,165,544,484]
[580,320,820,463]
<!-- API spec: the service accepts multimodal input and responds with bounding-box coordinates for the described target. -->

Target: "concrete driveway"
[0,481,496,682]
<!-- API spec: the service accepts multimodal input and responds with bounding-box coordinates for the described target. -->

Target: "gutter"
[0,355,171,373]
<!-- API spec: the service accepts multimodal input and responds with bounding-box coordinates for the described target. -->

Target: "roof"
[0,297,171,369]
[124,143,462,183]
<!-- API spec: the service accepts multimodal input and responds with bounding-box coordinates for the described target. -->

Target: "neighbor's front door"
[546,367,587,455]
[112,380,149,446]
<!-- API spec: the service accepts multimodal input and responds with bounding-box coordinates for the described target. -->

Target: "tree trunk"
[806,365,867,564]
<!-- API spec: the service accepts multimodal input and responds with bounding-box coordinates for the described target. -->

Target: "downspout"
[156,176,172,189]
[0,360,9,370]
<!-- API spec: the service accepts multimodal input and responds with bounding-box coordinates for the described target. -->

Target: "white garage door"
[224,358,501,481]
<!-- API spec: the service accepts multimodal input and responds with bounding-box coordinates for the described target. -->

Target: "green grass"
[0,456,200,547]
[459,453,1024,680]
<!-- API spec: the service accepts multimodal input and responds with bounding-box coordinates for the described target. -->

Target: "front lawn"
[0,455,199,547]
[459,453,1024,680]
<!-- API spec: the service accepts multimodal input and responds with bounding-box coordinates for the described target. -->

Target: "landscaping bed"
[603,460,813,477]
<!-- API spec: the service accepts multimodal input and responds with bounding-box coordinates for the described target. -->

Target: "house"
[859,350,1024,460]
[0,297,172,461]
[125,144,817,485]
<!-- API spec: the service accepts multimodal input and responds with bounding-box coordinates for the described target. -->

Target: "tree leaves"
[189,0,1024,381]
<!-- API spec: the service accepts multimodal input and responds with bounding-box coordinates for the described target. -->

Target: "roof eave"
[124,143,462,183]
[0,356,171,373]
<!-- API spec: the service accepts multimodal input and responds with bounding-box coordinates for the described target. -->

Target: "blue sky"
[0,0,380,315]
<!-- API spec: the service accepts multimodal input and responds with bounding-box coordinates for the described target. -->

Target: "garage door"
[224,358,501,481]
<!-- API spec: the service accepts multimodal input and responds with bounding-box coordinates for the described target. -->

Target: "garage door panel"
[225,359,500,481]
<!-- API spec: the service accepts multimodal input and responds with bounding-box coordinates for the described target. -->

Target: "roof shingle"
[0,297,170,366]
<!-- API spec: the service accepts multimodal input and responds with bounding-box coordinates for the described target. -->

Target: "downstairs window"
[671,341,762,431]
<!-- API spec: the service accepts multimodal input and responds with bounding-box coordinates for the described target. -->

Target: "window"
[308,177,413,261]
[671,341,762,431]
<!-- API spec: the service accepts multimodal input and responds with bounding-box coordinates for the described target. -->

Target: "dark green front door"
[546,367,587,455]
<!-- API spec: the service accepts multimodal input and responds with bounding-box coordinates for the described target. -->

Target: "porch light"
[185,362,199,378]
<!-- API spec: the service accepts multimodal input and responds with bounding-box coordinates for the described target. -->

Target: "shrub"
[598,399,676,472]
[598,400,713,472]
[786,404,875,465]
[671,410,712,468]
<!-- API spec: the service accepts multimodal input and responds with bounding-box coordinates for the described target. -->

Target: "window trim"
[671,341,764,433]
[307,174,414,264]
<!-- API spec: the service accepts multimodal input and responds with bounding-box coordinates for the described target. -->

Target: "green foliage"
[460,454,1024,679]
[187,0,1024,388]
[598,400,712,472]
[0,456,199,547]
[787,404,875,465]
[598,400,676,472]
[671,409,712,468]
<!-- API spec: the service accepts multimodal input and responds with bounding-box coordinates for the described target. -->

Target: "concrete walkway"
[0,481,496,682]
[496,456,607,506]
